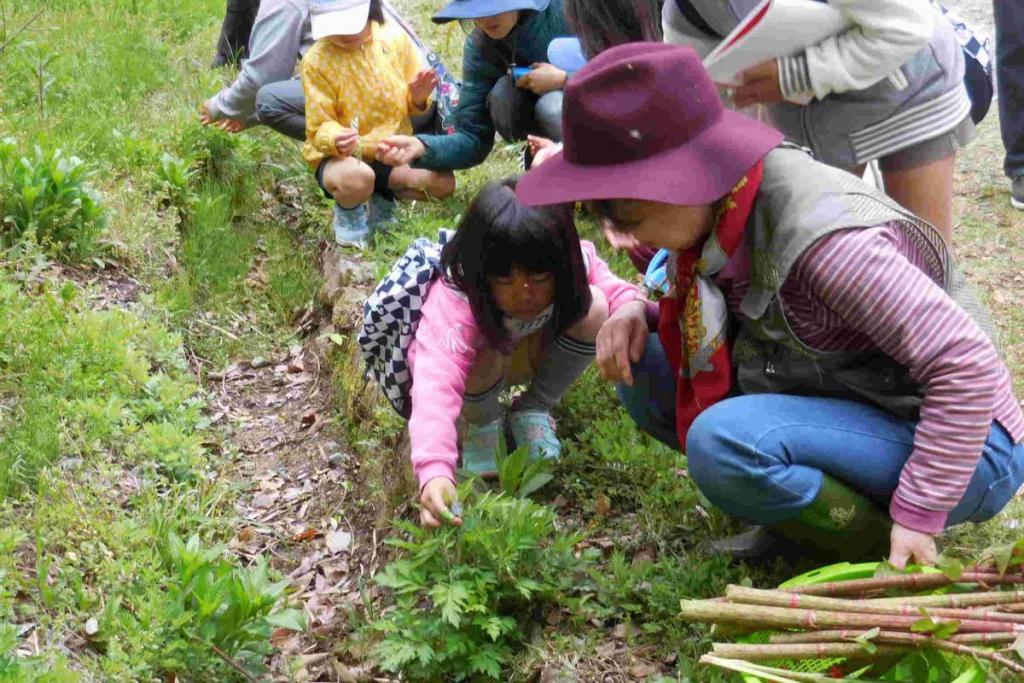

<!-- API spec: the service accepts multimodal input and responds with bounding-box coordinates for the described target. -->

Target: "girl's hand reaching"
[516,63,568,95]
[334,128,360,157]
[376,135,427,167]
[408,68,439,110]
[888,523,938,569]
[596,300,649,386]
[420,477,462,528]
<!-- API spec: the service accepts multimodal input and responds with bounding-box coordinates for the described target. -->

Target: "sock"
[515,334,595,414]
[461,378,504,425]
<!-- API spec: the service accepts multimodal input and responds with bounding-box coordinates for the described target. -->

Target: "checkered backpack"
[930,0,994,125]
[358,230,453,418]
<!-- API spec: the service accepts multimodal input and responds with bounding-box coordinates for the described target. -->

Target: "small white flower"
[629,129,642,140]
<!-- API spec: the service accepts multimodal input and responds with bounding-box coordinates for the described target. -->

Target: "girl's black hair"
[441,177,592,351]
[563,0,663,58]
[368,0,385,25]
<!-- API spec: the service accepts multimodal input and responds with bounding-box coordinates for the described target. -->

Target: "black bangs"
[441,178,591,350]
[478,199,564,278]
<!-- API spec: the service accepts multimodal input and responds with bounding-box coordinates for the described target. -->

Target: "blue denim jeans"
[617,333,1024,527]
[255,79,306,141]
[995,0,1024,178]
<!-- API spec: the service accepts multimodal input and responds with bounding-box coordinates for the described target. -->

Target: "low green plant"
[160,532,304,678]
[495,443,555,498]
[0,623,77,682]
[372,488,589,679]
[155,152,198,214]
[0,137,105,260]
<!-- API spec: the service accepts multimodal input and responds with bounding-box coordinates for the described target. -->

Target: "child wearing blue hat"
[375,0,572,172]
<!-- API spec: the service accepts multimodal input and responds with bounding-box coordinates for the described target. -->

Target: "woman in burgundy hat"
[516,43,1024,567]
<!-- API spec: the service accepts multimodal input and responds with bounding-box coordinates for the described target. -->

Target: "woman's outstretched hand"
[888,522,938,569]
[377,135,426,167]
[596,300,649,386]
[420,477,462,528]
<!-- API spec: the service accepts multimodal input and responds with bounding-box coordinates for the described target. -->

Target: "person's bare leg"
[464,346,505,395]
[882,154,956,245]
[460,345,507,477]
[322,157,375,208]
[388,165,456,201]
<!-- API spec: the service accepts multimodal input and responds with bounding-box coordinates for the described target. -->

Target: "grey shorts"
[878,114,976,172]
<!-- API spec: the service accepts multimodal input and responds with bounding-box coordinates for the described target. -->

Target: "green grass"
[0,0,317,679]
[1,0,1021,679]
[343,3,1024,680]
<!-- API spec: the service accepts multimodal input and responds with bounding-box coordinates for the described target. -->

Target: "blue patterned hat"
[432,0,550,24]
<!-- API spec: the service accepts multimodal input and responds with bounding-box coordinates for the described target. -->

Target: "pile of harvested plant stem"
[681,567,1024,682]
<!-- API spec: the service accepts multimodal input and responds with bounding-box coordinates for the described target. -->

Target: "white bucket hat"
[310,0,372,39]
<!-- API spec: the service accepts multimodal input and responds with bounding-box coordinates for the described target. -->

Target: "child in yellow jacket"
[303,0,456,248]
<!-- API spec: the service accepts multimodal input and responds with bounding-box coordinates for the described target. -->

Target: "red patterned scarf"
[657,160,764,447]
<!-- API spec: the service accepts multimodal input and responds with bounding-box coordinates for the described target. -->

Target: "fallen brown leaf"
[292,528,318,542]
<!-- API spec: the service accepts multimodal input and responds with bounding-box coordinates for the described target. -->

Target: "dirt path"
[207,247,389,682]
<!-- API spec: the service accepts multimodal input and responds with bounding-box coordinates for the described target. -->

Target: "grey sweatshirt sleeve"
[207,0,306,121]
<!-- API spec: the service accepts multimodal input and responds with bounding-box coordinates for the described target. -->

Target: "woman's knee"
[685,399,763,499]
[535,91,563,139]
[254,86,277,122]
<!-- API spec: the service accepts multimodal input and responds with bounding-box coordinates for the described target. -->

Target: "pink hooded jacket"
[406,240,645,489]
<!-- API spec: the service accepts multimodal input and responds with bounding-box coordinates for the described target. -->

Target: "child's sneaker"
[509,410,561,461]
[1012,175,1024,211]
[333,202,369,249]
[461,418,502,478]
[368,192,398,230]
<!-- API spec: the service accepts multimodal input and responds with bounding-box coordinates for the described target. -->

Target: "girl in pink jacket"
[408,178,646,527]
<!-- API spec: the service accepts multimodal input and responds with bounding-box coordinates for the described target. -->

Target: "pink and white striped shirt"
[723,223,1024,534]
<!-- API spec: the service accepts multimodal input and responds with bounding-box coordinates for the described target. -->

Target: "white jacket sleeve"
[804,0,935,99]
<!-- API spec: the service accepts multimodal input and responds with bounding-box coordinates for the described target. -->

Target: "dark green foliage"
[158,533,305,678]
[0,138,106,261]
[372,490,590,680]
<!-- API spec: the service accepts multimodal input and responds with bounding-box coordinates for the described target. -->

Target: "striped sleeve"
[791,226,1001,534]
[778,53,814,102]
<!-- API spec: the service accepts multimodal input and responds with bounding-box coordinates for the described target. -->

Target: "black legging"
[212,0,261,68]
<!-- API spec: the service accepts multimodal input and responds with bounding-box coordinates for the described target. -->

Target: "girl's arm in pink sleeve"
[581,240,647,314]
[407,281,482,490]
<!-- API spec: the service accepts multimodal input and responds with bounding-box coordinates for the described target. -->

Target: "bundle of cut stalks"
[679,570,1024,682]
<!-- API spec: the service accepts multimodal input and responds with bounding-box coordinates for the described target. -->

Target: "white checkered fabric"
[931,0,993,76]
[358,231,451,418]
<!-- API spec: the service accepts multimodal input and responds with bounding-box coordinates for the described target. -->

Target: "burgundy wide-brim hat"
[516,42,784,207]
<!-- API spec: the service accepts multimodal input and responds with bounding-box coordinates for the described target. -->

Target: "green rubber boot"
[773,475,891,562]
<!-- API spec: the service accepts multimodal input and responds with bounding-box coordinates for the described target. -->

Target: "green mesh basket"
[738,562,988,683]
